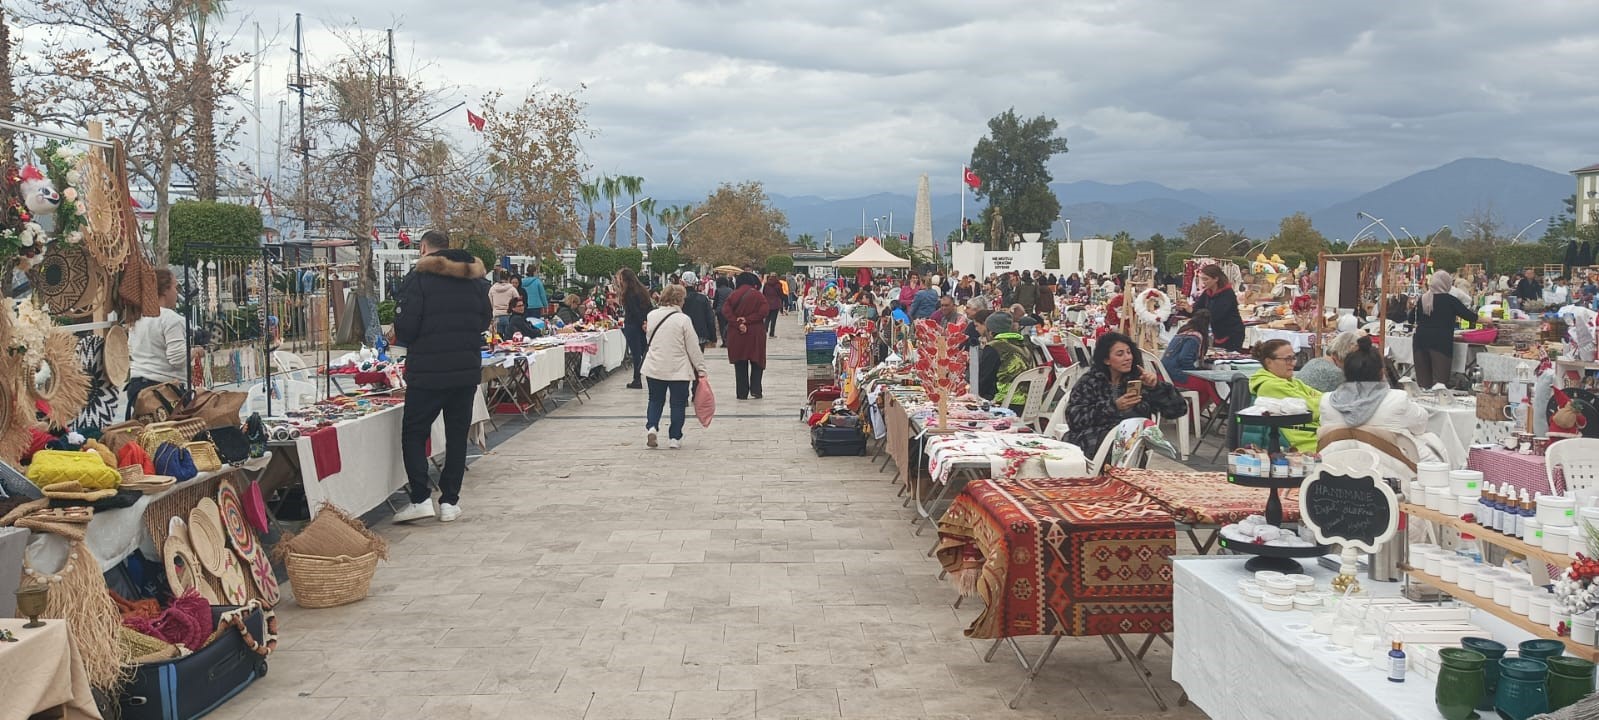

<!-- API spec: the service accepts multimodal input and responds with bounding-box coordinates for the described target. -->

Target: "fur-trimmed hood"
[415,249,486,279]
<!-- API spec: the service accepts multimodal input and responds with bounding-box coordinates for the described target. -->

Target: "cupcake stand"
[1220,412,1330,572]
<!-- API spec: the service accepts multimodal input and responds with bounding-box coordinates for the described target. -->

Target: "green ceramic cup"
[1546,656,1596,712]
[1462,637,1507,711]
[1518,639,1566,662]
[1437,648,1488,720]
[1494,657,1549,720]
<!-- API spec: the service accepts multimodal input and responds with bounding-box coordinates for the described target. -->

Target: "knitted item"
[117,441,155,474]
[121,590,212,651]
[111,590,162,620]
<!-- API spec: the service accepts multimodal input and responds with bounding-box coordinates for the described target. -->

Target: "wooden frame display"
[1315,252,1390,351]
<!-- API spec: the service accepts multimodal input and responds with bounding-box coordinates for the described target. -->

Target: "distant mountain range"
[759,158,1576,250]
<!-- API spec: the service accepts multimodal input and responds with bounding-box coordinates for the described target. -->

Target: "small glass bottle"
[1505,493,1520,537]
[1520,490,1536,539]
[1480,483,1495,527]
[1388,641,1406,683]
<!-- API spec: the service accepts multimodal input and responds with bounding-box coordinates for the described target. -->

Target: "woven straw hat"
[103,325,130,385]
[187,498,229,575]
[163,529,218,603]
[116,464,175,494]
[41,481,117,502]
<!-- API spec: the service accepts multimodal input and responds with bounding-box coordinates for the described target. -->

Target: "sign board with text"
[1298,470,1398,553]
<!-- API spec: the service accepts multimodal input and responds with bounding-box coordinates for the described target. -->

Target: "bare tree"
[446,88,591,258]
[16,0,248,264]
[0,9,15,159]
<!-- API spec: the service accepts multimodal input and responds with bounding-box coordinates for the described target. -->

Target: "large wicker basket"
[282,551,380,608]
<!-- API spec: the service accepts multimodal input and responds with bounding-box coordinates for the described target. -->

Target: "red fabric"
[721,286,769,365]
[117,442,157,474]
[23,428,52,463]
[466,109,485,131]
[963,167,982,189]
[857,267,872,288]
[1172,374,1221,408]
[123,590,213,651]
[308,426,342,480]
[1043,344,1074,367]
[935,476,1175,639]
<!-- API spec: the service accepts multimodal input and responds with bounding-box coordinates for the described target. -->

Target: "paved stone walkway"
[215,322,1207,720]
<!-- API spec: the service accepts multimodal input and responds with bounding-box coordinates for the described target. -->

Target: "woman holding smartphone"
[1065,332,1188,456]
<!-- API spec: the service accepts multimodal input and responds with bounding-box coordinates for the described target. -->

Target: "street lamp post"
[1191,231,1226,256]
[1511,218,1546,244]
[602,196,652,245]
[1425,225,1449,245]
[1357,211,1399,245]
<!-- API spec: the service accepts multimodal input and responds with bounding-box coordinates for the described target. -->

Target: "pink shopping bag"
[694,375,716,428]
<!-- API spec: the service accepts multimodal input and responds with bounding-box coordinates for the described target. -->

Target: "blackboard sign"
[1298,471,1399,553]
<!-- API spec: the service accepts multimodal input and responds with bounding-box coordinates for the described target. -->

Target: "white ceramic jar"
[1419,461,1451,487]
[1539,494,1577,527]
[1426,486,1446,511]
[1449,469,1484,496]
[1575,613,1597,646]
[1475,568,1500,598]
[1512,585,1536,615]
[1438,493,1459,516]
[1441,556,1463,582]
[1494,576,1517,607]
[1531,593,1553,624]
[1423,550,1445,576]
[1546,525,1573,554]
[1458,563,1480,589]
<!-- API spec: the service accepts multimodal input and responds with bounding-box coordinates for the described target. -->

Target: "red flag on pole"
[963,167,981,189]
[466,109,485,131]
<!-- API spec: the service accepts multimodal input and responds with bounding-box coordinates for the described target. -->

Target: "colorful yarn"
[122,589,213,651]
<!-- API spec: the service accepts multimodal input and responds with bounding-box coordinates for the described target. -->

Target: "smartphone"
[1127,380,1143,397]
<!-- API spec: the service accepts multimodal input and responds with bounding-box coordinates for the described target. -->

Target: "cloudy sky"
[233,0,1599,201]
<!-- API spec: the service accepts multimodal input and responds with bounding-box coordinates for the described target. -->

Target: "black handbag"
[244,413,267,459]
[196,426,251,466]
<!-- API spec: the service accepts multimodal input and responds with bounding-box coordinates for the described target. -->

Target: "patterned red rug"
[936,475,1176,640]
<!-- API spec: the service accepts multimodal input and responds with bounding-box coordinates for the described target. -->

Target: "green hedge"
[1429,247,1465,273]
[614,247,644,274]
[1492,244,1556,275]
[765,254,795,274]
[648,247,682,275]
[575,245,616,279]
[169,201,263,261]
[463,237,499,274]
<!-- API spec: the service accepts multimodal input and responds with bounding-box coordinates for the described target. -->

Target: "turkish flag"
[466,109,485,131]
[963,167,981,189]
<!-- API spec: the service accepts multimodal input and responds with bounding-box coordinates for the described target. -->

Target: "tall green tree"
[618,174,643,247]
[1270,212,1328,259]
[601,174,620,247]
[578,178,601,245]
[638,196,657,249]
[968,109,1068,250]
[1140,233,1171,274]
[1179,215,1240,255]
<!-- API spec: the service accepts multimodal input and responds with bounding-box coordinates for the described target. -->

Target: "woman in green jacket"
[1247,339,1322,452]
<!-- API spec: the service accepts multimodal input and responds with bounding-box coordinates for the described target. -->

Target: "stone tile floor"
[214,321,1210,720]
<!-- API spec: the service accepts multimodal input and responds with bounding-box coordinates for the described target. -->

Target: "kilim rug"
[935,475,1175,640]
[1108,467,1300,527]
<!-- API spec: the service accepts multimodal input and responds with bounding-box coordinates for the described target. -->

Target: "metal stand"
[983,633,1170,711]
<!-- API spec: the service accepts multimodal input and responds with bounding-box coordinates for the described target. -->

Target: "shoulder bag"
[133,381,188,423]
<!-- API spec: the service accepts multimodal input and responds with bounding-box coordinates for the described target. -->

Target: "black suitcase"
[120,605,268,720]
[812,423,867,456]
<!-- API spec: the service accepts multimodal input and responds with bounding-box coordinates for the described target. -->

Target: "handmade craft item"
[75,149,126,271]
[18,508,128,691]
[912,318,970,429]
[29,328,90,429]
[163,518,219,604]
[28,243,98,317]
[188,498,230,575]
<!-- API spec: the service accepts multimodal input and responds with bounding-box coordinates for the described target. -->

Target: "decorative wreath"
[28,243,98,318]
[30,329,90,430]
[0,352,31,464]
[1134,288,1173,325]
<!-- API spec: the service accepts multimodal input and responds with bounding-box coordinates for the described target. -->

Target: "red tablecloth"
[935,476,1175,640]
[1108,468,1301,527]
[1467,447,1561,496]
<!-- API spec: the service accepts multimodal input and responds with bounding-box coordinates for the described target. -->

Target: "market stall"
[0,616,102,720]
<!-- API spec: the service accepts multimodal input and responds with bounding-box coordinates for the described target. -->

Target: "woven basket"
[185,441,222,472]
[283,551,379,608]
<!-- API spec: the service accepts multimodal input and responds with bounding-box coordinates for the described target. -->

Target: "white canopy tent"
[832,238,912,269]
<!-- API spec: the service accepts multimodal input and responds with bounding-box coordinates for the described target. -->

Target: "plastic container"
[1424,550,1445,576]
[1458,563,1480,589]
[1254,570,1284,584]
[1546,525,1573,554]
[1457,495,1480,520]
[1263,594,1294,612]
[1426,486,1447,511]
[1449,469,1484,496]
[1513,585,1537,616]
[1539,494,1577,527]
[1438,492,1459,516]
[1494,576,1517,607]
[1263,576,1298,597]
[1531,594,1553,624]
[1441,556,1463,583]
[1419,461,1451,487]
[1475,568,1499,598]
[1242,584,1264,603]
[1575,614,1597,646]
[1286,573,1315,592]
[1526,517,1544,547]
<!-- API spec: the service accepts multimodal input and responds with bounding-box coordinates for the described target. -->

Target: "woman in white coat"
[642,284,707,449]
[1317,335,1449,480]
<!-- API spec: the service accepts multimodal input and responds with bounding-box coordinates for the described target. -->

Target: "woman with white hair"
[1296,330,1364,393]
[1409,270,1478,388]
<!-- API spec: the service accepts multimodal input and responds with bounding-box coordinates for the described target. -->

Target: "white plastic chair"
[997,366,1054,430]
[1036,365,1085,433]
[1060,333,1091,366]
[1045,386,1073,441]
[1547,437,1599,497]
[1151,360,1200,461]
[1087,419,1149,474]
[271,350,312,382]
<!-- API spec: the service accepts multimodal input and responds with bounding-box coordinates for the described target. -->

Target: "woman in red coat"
[723,272,771,399]
[762,273,785,338]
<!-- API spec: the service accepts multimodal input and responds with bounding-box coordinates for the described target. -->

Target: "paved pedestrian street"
[213,325,1206,720]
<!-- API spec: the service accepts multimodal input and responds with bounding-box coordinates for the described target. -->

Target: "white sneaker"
[438,503,462,522]
[667,438,681,450]
[392,500,435,523]
[646,427,658,448]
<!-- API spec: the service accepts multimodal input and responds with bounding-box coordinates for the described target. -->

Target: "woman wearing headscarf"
[1409,270,1478,389]
[723,272,770,399]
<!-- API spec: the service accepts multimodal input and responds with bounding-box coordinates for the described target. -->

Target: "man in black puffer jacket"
[392,230,491,524]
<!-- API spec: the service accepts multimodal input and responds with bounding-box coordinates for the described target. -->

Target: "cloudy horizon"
[83,0,1599,202]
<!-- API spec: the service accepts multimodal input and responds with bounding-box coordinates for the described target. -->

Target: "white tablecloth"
[296,395,489,519]
[1173,556,1546,720]
[484,346,566,393]
[1385,336,1471,374]
[1244,327,1316,351]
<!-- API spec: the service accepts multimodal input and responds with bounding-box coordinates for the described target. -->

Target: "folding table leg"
[1102,634,1123,662]
[1107,634,1168,711]
[983,637,1004,662]
[1005,635,1063,709]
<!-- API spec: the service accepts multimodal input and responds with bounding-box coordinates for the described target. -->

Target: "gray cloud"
[232,0,1599,201]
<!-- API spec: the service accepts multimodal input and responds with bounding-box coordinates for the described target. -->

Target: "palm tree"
[618,175,644,248]
[188,0,228,200]
[600,174,620,248]
[655,205,678,250]
[667,204,696,250]
[578,178,601,245]
[638,197,658,250]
